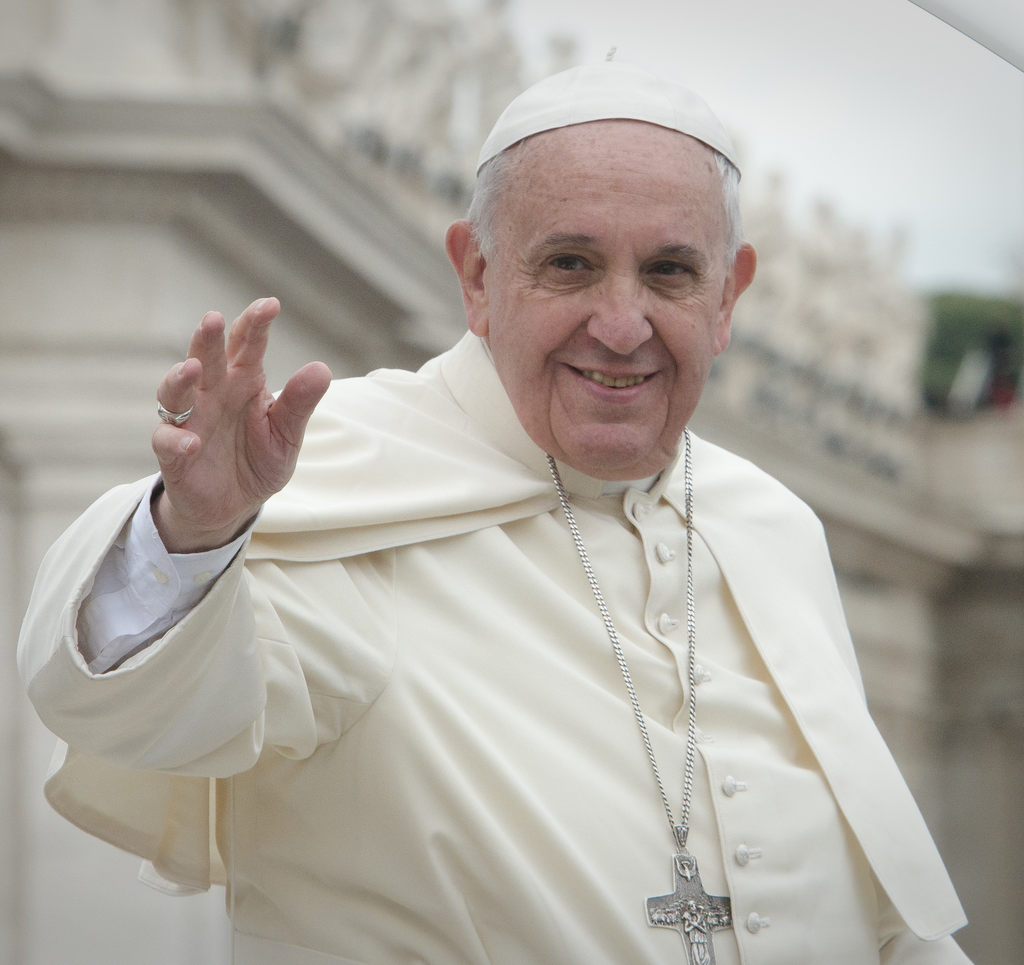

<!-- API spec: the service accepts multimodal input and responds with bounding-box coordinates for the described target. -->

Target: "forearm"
[18,477,266,775]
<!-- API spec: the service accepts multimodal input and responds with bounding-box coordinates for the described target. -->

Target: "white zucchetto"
[476,61,740,175]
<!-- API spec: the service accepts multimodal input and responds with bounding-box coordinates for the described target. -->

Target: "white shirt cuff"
[78,477,256,673]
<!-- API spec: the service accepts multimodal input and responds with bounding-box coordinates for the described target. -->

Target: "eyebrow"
[531,233,599,257]
[650,244,708,269]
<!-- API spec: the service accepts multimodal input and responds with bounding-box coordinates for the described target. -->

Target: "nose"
[585,276,653,356]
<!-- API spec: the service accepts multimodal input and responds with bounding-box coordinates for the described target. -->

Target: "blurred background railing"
[0,1,1021,963]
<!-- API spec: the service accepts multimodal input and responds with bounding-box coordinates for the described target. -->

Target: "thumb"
[268,361,333,447]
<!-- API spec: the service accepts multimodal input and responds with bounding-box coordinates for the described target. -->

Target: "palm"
[152,298,332,553]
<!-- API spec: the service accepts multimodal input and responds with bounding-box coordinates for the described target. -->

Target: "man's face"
[447,119,756,480]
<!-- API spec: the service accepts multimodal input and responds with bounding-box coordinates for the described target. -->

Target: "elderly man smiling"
[20,63,970,965]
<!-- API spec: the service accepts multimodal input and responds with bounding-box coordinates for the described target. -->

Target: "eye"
[550,254,590,272]
[648,260,691,277]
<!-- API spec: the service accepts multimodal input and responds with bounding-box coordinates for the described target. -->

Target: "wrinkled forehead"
[495,121,726,227]
[511,119,719,176]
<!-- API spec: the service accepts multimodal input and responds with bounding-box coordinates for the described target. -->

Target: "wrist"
[151,485,258,554]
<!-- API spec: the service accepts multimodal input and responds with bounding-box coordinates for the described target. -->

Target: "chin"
[559,435,672,481]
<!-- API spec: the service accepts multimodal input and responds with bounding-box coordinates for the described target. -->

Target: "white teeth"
[580,370,647,388]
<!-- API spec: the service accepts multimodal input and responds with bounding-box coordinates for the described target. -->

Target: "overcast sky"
[500,0,1024,296]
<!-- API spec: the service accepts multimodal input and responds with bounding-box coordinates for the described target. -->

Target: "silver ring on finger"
[157,402,195,426]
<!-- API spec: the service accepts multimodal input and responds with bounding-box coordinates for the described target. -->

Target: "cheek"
[666,316,717,369]
[490,303,562,380]
[486,317,553,413]
[659,318,723,410]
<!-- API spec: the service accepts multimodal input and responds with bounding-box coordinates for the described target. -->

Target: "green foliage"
[922,293,1024,409]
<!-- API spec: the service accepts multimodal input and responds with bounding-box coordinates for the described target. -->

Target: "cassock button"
[735,844,763,866]
[655,542,676,563]
[746,912,771,934]
[658,613,680,634]
[633,502,651,521]
[153,566,169,584]
[193,570,212,585]
[722,776,748,797]
[694,663,712,685]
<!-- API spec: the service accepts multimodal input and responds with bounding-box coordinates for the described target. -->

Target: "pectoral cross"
[647,853,732,965]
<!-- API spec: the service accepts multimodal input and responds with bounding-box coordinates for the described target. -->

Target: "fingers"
[184,312,228,391]
[156,356,202,417]
[154,314,222,476]
[152,296,293,487]
[268,361,333,447]
[152,420,200,478]
[225,297,280,371]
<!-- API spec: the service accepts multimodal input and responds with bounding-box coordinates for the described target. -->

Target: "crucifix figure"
[647,853,732,965]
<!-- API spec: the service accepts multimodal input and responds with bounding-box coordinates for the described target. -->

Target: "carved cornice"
[0,72,464,351]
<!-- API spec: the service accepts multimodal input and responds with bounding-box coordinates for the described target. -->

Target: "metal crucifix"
[646,853,732,965]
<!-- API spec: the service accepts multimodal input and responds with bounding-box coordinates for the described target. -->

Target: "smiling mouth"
[577,369,648,388]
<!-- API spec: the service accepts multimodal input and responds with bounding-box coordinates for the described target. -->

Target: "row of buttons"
[721,777,763,866]
[721,775,769,935]
[636,501,772,940]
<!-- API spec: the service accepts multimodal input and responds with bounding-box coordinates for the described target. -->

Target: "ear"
[445,220,490,337]
[712,242,757,355]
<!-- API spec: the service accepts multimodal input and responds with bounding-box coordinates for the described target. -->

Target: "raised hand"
[151,298,332,553]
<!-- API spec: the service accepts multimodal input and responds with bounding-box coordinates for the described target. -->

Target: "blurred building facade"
[0,2,1020,964]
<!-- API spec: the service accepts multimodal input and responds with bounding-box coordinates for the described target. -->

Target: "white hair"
[467,136,744,265]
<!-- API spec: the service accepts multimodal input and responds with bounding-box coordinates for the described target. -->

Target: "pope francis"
[19,63,972,965]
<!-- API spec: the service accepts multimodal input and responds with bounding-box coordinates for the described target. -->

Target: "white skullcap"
[476,61,739,176]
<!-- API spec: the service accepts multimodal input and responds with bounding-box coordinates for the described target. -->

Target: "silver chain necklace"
[546,430,733,965]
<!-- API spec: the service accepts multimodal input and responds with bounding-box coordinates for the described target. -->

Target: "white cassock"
[19,332,970,964]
